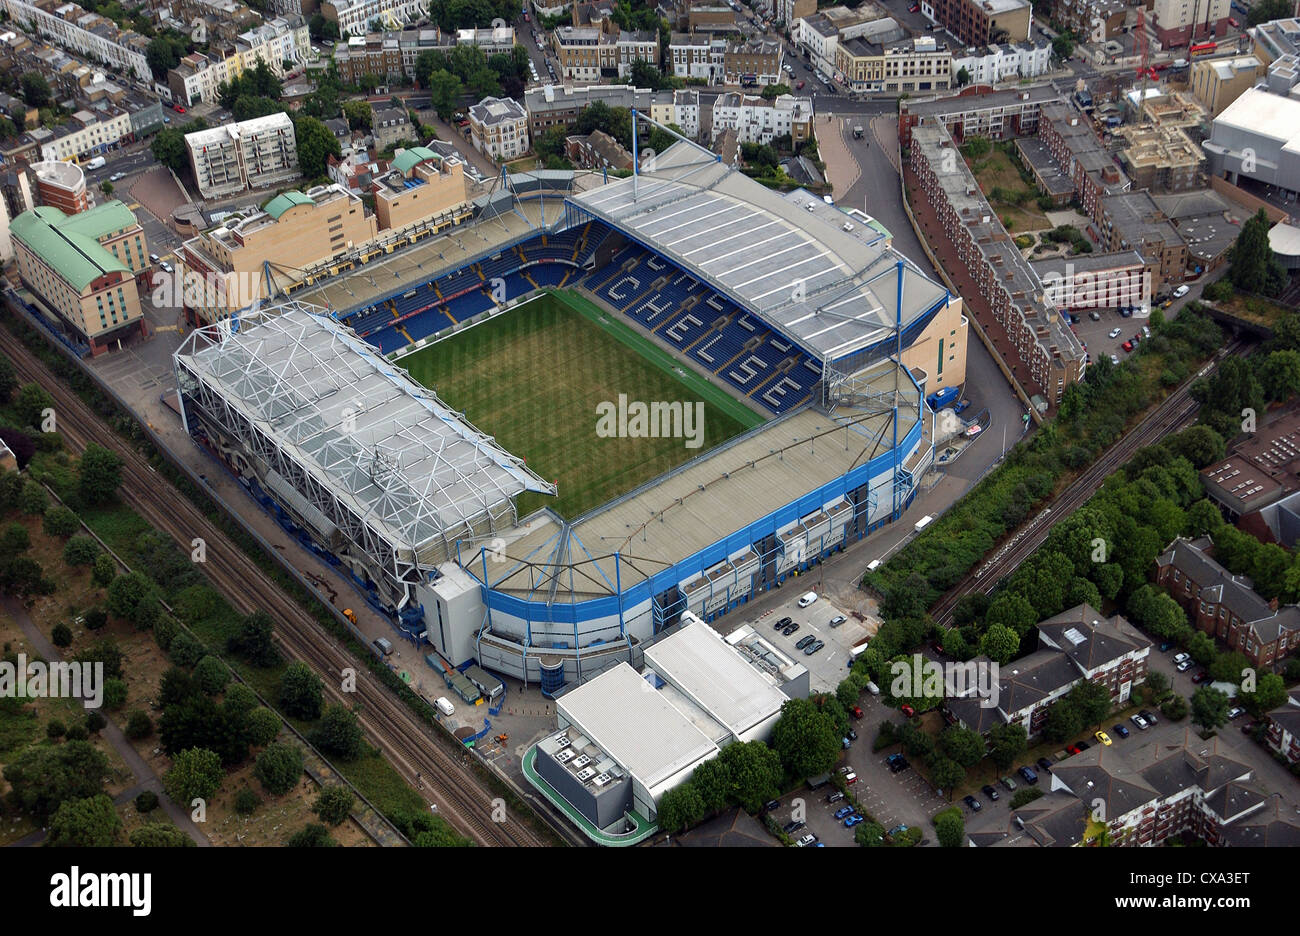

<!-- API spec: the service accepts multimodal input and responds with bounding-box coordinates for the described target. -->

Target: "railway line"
[0,322,552,848]
[929,339,1246,628]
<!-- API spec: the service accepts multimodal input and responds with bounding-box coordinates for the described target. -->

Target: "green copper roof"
[392,146,436,175]
[10,201,137,292]
[264,190,314,219]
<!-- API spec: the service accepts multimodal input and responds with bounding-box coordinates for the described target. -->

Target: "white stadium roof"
[174,304,554,559]
[570,140,949,363]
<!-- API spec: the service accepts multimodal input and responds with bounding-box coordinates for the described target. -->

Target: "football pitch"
[398,289,765,519]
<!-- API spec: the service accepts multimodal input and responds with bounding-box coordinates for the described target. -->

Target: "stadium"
[173,127,969,694]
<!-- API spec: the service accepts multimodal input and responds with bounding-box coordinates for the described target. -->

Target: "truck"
[84,156,106,170]
[914,514,934,533]
[925,386,960,410]
[435,697,455,717]
[852,125,864,139]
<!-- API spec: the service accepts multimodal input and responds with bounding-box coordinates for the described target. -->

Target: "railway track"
[0,323,550,848]
[929,339,1246,628]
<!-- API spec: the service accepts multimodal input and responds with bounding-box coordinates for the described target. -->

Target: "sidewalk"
[1,596,211,847]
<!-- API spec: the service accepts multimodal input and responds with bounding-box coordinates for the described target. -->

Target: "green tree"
[312,785,356,826]
[164,747,224,805]
[244,707,282,748]
[3,740,109,820]
[126,710,154,739]
[294,114,342,179]
[933,806,965,847]
[91,552,117,587]
[1068,678,1112,728]
[955,66,971,87]
[342,99,373,131]
[255,741,304,796]
[1190,686,1231,734]
[690,758,730,815]
[988,723,1028,771]
[279,661,323,720]
[1239,672,1287,714]
[47,794,121,847]
[106,570,156,622]
[14,383,53,429]
[287,823,335,847]
[938,726,985,768]
[769,697,840,779]
[0,521,30,557]
[20,72,50,108]
[52,621,73,647]
[979,622,1020,664]
[43,506,80,538]
[656,782,705,833]
[717,740,782,813]
[984,592,1037,637]
[151,127,189,173]
[77,443,124,505]
[1043,699,1083,743]
[1228,209,1285,296]
[130,823,195,847]
[193,655,230,695]
[1161,694,1189,720]
[926,752,966,795]
[226,610,281,667]
[309,703,364,760]
[1249,0,1293,26]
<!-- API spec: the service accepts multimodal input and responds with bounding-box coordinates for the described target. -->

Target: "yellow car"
[1095,730,1113,747]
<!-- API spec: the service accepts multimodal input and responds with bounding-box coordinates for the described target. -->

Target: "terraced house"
[1156,536,1300,670]
[552,25,660,81]
[10,201,148,355]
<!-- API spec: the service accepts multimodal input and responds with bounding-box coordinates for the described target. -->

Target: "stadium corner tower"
[173,137,967,696]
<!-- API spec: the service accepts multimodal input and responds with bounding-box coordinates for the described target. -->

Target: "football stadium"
[173,130,969,693]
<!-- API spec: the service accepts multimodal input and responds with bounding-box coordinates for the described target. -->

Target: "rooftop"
[9,201,137,291]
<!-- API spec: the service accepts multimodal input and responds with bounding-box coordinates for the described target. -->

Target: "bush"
[42,506,80,538]
[82,608,108,631]
[1009,787,1044,808]
[64,724,88,741]
[279,661,323,720]
[312,785,356,826]
[153,615,177,651]
[63,535,100,567]
[244,707,282,748]
[46,719,66,739]
[51,622,72,647]
[254,741,303,796]
[1161,695,1189,720]
[18,480,48,515]
[85,711,106,735]
[91,553,117,587]
[167,630,206,668]
[103,678,127,710]
[193,655,230,695]
[287,823,335,847]
[233,788,261,816]
[309,704,364,760]
[125,710,153,740]
[135,790,159,813]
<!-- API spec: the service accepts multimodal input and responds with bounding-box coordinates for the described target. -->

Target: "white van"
[435,697,455,717]
[866,681,881,695]
[1173,284,1190,298]
[797,591,818,608]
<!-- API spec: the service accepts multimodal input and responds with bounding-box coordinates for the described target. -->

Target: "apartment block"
[552,25,660,80]
[371,106,414,150]
[724,37,783,86]
[923,0,1032,48]
[186,113,300,200]
[10,201,148,353]
[1151,0,1230,48]
[1096,192,1187,290]
[565,129,634,170]
[0,0,150,80]
[950,39,1051,85]
[897,84,1058,147]
[320,0,427,37]
[1037,102,1130,220]
[524,84,655,139]
[372,145,469,232]
[670,32,726,82]
[910,120,1086,403]
[1157,536,1300,670]
[711,92,813,145]
[1052,0,1128,42]
[167,15,313,106]
[29,159,90,214]
[176,184,378,324]
[1191,54,1266,117]
[835,35,953,95]
[1266,689,1300,766]
[468,96,530,160]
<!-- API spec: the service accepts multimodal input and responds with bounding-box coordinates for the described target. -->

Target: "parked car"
[1176,659,1193,672]
[782,622,799,636]
[1089,310,1101,321]
[887,824,909,838]
[1036,757,1053,772]
[829,614,847,627]
[774,616,792,630]
[1110,355,1120,366]
[1173,284,1190,298]
[783,819,805,834]
[1075,740,1090,751]
[1108,327,1122,339]
[797,591,818,608]
[804,640,825,655]
[1122,340,1134,352]
[763,799,780,812]
[1228,706,1246,720]
[796,833,817,847]
[1173,651,1190,664]
[851,706,864,719]
[846,728,857,741]
[1066,743,1082,755]
[834,805,853,819]
[1095,730,1112,747]
[952,400,971,414]
[827,791,845,804]
[843,771,857,784]
[844,814,864,827]
[1001,775,1018,791]
[981,784,1000,801]
[796,80,805,89]
[900,703,916,718]
[1113,723,1130,739]
[796,634,816,650]
[963,795,982,812]
[887,754,910,773]
[1131,713,1149,730]
[1140,709,1159,725]
[1191,670,1211,684]
[1018,766,1038,785]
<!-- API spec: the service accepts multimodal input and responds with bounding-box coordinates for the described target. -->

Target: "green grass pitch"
[397,289,765,519]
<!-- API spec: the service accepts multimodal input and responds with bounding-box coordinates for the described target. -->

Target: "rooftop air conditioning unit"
[575,767,597,782]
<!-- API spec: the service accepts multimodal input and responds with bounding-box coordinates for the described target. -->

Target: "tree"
[1067,679,1112,728]
[14,383,53,429]
[130,823,195,847]
[193,655,231,695]
[159,694,248,766]
[222,683,259,721]
[955,66,971,87]
[279,661,323,720]
[20,72,50,108]
[769,697,841,779]
[126,711,154,740]
[856,821,886,846]
[1190,686,1231,734]
[1052,33,1074,60]
[1228,209,1285,296]
[226,611,280,667]
[0,355,16,401]
[1261,349,1300,402]
[1239,672,1287,714]
[717,740,782,813]
[656,782,705,833]
[43,506,79,538]
[91,552,117,587]
[1161,693,1189,720]
[978,622,1020,664]
[1043,699,1083,743]
[164,747,224,805]
[151,127,189,173]
[3,740,108,820]
[1,521,30,557]
[1249,0,1293,26]
[939,726,985,768]
[1144,669,1171,700]
[52,621,73,647]
[100,181,114,198]
[988,723,1027,771]
[255,741,304,796]
[294,115,342,180]
[313,785,356,826]
[926,753,966,795]
[106,570,156,623]
[77,443,123,505]
[287,823,335,847]
[47,794,121,847]
[342,99,373,131]
[690,758,730,815]
[984,592,1037,637]
[17,481,47,516]
[933,806,965,847]
[244,707,282,748]
[309,703,364,760]
[427,68,463,120]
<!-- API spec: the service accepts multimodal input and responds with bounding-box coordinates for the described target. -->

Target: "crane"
[1135,6,1153,123]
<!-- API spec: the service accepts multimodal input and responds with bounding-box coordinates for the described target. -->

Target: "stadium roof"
[10,201,136,291]
[556,662,719,792]
[569,141,948,363]
[174,304,555,560]
[643,621,787,740]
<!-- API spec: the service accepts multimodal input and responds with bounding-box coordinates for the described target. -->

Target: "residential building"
[1096,192,1187,291]
[327,150,385,196]
[922,0,1032,48]
[1156,536,1300,670]
[552,25,660,81]
[946,603,1151,738]
[186,113,300,200]
[1190,55,1265,117]
[565,129,634,170]
[1052,0,1128,43]
[524,84,655,139]
[1265,688,1300,766]
[950,39,1052,85]
[724,37,782,87]
[320,0,428,37]
[711,92,813,145]
[897,83,1059,147]
[455,25,516,55]
[1150,0,1230,48]
[1115,123,1203,194]
[910,119,1086,403]
[669,32,726,83]
[10,201,148,354]
[175,184,379,324]
[371,106,414,150]
[29,159,90,215]
[34,107,134,164]
[667,88,700,139]
[371,145,470,232]
[835,35,953,95]
[1030,251,1152,311]
[167,16,312,106]
[776,0,816,27]
[1037,101,1130,220]
[468,96,530,160]
[0,0,150,80]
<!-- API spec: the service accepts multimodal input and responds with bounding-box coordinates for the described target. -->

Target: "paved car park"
[741,589,874,693]
[1064,306,1156,366]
